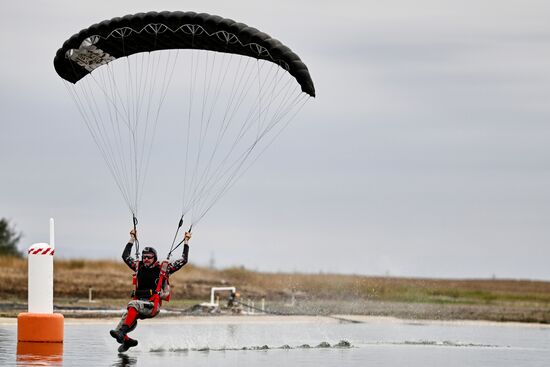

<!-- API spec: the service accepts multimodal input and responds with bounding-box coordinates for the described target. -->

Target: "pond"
[1,315,549,366]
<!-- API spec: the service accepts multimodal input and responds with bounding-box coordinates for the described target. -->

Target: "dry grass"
[2,257,550,322]
[2,257,549,303]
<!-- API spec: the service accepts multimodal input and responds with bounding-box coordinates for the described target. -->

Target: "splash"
[149,339,353,353]
[398,340,500,348]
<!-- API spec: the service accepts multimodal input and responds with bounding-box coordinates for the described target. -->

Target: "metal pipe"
[209,287,236,305]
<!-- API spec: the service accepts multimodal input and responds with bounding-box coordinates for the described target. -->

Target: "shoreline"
[2,298,550,324]
[2,314,549,328]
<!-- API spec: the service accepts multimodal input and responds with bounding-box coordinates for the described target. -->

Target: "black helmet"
[142,247,157,260]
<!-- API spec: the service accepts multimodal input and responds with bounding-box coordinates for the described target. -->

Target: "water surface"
[1,316,549,366]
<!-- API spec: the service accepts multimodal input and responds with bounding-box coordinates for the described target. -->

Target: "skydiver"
[110,229,191,352]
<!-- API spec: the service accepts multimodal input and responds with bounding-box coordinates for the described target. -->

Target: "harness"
[132,260,140,293]
[132,259,171,316]
[152,260,171,313]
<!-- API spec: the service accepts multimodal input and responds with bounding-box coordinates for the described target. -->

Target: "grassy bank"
[1,257,549,322]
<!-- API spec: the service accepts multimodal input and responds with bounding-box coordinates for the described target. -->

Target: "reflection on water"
[113,353,137,367]
[16,353,62,367]
[0,317,549,367]
[16,342,63,366]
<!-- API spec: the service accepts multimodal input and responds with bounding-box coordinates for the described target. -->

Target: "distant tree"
[0,218,23,257]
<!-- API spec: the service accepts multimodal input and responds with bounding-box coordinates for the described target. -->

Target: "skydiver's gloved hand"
[184,231,192,244]
[129,229,137,243]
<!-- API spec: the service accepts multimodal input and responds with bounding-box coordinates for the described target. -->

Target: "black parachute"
[54,11,315,96]
[53,11,315,237]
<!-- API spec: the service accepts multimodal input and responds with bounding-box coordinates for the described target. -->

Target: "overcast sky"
[1,0,549,280]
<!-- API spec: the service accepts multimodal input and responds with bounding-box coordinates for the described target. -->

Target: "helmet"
[141,247,157,260]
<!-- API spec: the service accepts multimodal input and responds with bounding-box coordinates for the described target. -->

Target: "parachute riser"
[167,215,184,260]
[132,214,140,259]
[167,223,192,260]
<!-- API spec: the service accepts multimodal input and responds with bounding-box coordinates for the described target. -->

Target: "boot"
[110,324,130,344]
[118,337,138,352]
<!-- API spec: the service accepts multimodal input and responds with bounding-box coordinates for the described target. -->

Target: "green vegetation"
[0,218,22,257]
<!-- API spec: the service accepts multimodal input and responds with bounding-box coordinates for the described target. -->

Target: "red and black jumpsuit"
[113,242,189,334]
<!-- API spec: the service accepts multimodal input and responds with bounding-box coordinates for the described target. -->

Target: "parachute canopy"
[53,11,315,97]
[54,11,314,229]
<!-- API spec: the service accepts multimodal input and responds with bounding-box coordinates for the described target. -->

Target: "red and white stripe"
[28,248,55,255]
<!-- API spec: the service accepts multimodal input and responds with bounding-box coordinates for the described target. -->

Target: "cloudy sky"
[1,0,549,279]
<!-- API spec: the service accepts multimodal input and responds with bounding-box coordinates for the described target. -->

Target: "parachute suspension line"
[256,60,263,139]
[183,52,241,216]
[182,49,219,219]
[101,63,141,214]
[165,52,301,226]
[187,50,216,220]
[182,48,199,216]
[132,52,149,187]
[92,67,139,213]
[141,49,180,208]
[126,48,179,214]
[239,92,311,178]
[181,55,307,226]
[188,56,261,194]
[76,75,138,212]
[193,92,309,226]
[256,62,276,135]
[187,51,224,214]
[134,50,158,210]
[100,64,138,211]
[73,48,179,216]
[203,52,234,139]
[183,53,257,221]
[191,76,309,225]
[87,67,139,213]
[98,70,135,213]
[127,43,153,213]
[128,51,142,215]
[97,68,126,197]
[262,63,287,131]
[217,55,251,139]
[180,55,247,221]
[115,35,138,213]
[166,215,184,260]
[188,62,205,214]
[192,62,285,196]
[63,82,127,209]
[133,49,176,214]
[198,50,216,141]
[219,60,270,156]
[188,58,269,216]
[126,49,140,215]
[62,82,134,211]
[189,74,306,225]
[196,51,223,165]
